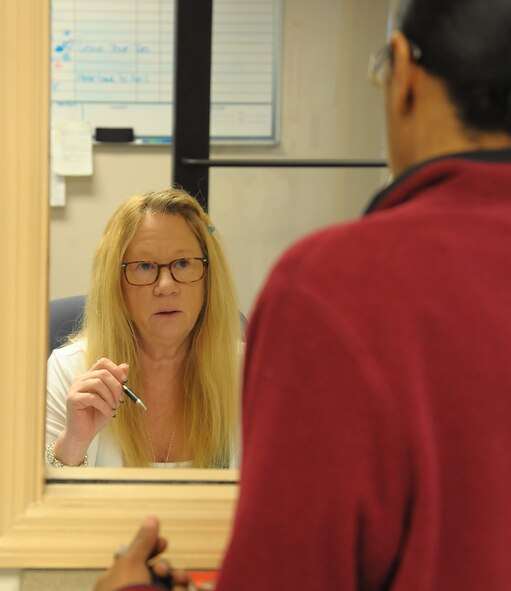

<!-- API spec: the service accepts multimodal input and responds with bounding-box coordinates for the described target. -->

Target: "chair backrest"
[239,311,248,337]
[49,294,247,356]
[48,294,86,355]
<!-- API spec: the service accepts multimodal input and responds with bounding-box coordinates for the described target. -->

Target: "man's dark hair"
[397,0,511,134]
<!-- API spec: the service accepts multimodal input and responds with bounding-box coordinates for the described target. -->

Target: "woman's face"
[121,212,206,355]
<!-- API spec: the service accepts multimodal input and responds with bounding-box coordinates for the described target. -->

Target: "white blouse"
[46,340,241,468]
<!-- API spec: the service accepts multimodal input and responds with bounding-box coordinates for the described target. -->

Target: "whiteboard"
[51,0,281,143]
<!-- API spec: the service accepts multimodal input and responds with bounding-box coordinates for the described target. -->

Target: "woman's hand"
[94,516,189,591]
[53,358,129,465]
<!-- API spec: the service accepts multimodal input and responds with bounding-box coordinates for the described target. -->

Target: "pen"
[122,384,148,411]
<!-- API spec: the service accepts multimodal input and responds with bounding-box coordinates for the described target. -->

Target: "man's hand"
[94,516,188,590]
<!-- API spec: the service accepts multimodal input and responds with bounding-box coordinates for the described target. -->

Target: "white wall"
[49,0,389,318]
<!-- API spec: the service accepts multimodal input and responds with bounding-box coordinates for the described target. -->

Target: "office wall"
[49,0,389,317]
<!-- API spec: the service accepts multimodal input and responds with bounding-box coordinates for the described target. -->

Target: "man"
[96,0,511,588]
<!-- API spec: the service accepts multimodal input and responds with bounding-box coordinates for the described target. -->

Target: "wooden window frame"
[0,0,237,569]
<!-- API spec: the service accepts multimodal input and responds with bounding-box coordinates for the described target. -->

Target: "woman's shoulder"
[48,339,87,374]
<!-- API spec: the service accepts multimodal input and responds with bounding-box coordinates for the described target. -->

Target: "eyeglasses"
[122,257,208,286]
[367,38,422,87]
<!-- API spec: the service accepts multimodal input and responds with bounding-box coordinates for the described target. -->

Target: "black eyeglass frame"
[121,257,209,286]
[367,37,423,86]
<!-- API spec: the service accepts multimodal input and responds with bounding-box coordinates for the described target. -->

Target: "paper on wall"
[50,164,66,207]
[51,120,93,176]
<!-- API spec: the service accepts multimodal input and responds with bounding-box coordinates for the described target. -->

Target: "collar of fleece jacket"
[364,148,511,215]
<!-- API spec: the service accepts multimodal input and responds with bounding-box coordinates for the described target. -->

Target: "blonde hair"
[77,188,240,467]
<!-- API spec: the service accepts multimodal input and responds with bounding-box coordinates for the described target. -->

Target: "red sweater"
[215,152,511,590]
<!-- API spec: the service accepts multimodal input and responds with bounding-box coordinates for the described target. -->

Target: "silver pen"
[122,384,148,411]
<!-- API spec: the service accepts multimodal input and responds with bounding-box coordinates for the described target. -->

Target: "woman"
[46,188,241,468]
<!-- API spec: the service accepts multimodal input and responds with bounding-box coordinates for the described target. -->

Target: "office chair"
[48,294,86,355]
[49,294,247,356]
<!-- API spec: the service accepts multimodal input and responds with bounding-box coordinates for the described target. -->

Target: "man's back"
[216,152,511,590]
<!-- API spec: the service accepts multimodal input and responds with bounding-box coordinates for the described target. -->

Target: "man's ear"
[389,30,416,115]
